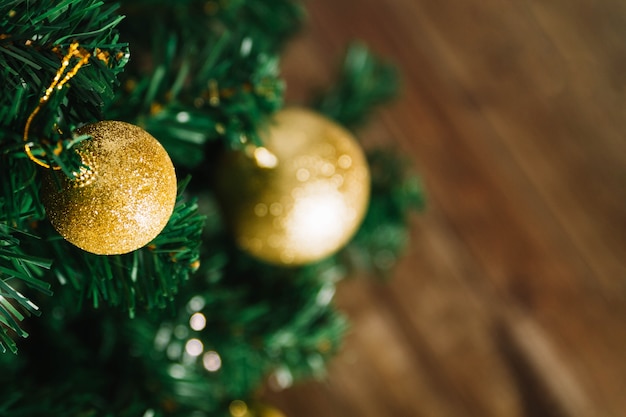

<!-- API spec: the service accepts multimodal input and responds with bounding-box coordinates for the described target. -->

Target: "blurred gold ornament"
[41,121,177,255]
[251,403,287,417]
[215,107,370,265]
[229,400,249,417]
[228,401,286,417]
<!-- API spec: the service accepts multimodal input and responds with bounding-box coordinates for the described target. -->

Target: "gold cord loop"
[23,42,92,169]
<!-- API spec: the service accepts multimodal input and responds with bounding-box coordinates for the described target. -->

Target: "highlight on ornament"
[215,107,370,265]
[40,121,177,255]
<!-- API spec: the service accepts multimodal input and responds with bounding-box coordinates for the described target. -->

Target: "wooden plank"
[264,1,626,416]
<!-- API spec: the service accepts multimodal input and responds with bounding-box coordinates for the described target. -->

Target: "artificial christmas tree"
[0,1,423,416]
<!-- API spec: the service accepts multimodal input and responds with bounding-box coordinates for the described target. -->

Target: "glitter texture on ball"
[41,120,177,255]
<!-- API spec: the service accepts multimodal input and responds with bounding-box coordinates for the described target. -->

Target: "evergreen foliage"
[0,0,423,415]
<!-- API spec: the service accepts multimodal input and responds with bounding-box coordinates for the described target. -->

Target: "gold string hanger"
[23,41,92,169]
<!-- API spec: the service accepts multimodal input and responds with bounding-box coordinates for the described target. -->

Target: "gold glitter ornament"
[215,107,370,265]
[41,121,177,255]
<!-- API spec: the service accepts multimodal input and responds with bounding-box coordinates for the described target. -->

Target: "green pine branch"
[313,42,400,128]
[124,257,348,414]
[0,227,52,354]
[0,0,127,132]
[45,178,204,317]
[108,2,292,168]
[344,149,425,277]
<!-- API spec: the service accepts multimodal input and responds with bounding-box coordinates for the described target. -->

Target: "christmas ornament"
[215,107,370,265]
[229,401,286,417]
[251,403,287,417]
[41,121,177,255]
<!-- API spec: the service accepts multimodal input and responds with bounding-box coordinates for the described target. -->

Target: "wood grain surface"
[262,1,626,416]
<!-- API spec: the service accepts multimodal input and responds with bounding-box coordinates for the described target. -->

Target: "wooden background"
[263,1,626,416]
